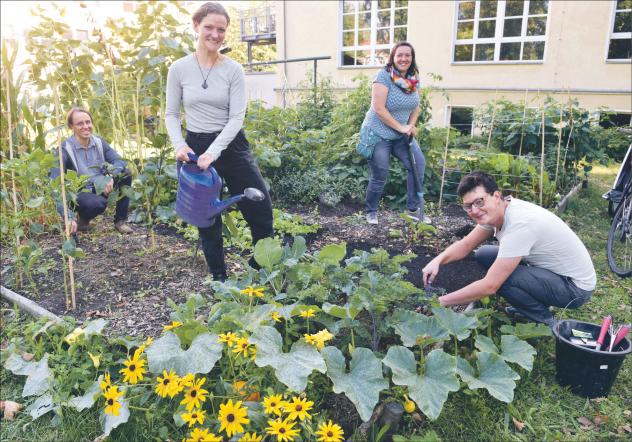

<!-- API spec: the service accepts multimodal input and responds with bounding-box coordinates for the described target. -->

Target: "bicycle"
[606,142,632,277]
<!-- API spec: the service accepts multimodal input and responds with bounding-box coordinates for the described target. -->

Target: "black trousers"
[185,129,274,276]
[76,173,131,223]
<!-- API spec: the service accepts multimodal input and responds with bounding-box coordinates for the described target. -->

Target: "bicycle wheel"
[607,194,632,277]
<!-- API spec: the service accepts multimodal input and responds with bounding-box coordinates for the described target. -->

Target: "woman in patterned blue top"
[359,42,430,225]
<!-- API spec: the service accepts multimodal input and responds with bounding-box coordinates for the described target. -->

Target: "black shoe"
[248,256,261,271]
[212,273,227,283]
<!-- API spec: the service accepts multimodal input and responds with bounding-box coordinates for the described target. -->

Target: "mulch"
[0,203,487,339]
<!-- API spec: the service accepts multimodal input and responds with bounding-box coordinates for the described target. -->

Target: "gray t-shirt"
[479,198,596,291]
[165,54,246,160]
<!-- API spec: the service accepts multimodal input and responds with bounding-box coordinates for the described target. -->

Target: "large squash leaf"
[101,396,130,436]
[4,353,53,397]
[250,326,326,392]
[254,237,284,271]
[456,353,520,403]
[500,323,552,339]
[475,335,536,371]
[68,379,101,411]
[383,346,458,420]
[146,332,222,376]
[321,346,388,422]
[316,243,347,266]
[388,309,450,347]
[432,307,478,341]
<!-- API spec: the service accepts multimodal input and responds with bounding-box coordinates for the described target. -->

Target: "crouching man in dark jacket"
[50,107,133,234]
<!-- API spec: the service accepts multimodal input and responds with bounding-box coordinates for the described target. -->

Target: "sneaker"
[114,221,133,234]
[504,306,527,319]
[366,212,378,225]
[404,209,432,224]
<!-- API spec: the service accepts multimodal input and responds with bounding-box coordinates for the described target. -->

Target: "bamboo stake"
[486,90,499,149]
[539,106,545,206]
[438,125,451,208]
[518,89,528,157]
[52,81,76,310]
[5,68,21,286]
[554,99,564,187]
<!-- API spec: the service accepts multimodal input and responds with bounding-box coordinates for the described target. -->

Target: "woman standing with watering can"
[357,42,430,226]
[166,2,273,281]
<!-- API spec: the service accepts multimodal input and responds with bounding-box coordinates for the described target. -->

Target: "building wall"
[275,0,631,126]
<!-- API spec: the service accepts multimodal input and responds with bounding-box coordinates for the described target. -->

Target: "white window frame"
[338,0,409,68]
[451,0,551,64]
[606,0,632,62]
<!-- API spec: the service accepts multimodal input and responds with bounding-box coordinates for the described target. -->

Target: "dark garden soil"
[0,203,487,339]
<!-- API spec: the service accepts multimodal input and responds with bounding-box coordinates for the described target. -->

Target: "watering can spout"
[210,187,265,216]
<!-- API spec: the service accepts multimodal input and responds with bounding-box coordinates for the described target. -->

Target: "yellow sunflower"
[266,418,300,442]
[299,308,316,318]
[263,394,287,416]
[103,386,123,416]
[163,321,183,332]
[218,331,239,347]
[284,396,313,421]
[218,399,250,437]
[185,427,222,442]
[316,420,345,442]
[240,286,265,298]
[155,369,180,398]
[99,372,112,392]
[180,377,209,411]
[239,432,263,442]
[182,408,206,427]
[120,354,147,385]
[232,337,251,358]
[271,311,281,322]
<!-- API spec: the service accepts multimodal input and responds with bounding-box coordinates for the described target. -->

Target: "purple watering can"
[176,153,264,228]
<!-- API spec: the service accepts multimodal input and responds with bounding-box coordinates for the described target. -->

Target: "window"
[453,0,549,63]
[340,0,408,67]
[608,0,632,60]
[599,111,632,128]
[449,106,474,135]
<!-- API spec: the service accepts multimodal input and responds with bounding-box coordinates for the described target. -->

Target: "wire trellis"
[438,91,578,208]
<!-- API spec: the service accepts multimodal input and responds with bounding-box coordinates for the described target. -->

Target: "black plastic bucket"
[553,319,631,398]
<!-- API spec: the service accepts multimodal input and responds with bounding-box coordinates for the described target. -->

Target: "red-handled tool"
[611,324,630,351]
[595,315,612,352]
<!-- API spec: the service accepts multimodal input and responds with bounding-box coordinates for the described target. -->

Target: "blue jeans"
[475,245,592,325]
[365,136,426,214]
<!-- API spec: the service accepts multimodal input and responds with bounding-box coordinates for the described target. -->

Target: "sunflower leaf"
[321,346,388,422]
[456,353,520,403]
[146,332,222,377]
[382,346,458,421]
[250,326,326,392]
[388,309,450,347]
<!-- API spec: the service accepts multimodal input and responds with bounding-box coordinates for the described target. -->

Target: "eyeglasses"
[462,195,489,212]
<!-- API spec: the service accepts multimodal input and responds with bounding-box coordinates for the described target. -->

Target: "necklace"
[194,53,217,89]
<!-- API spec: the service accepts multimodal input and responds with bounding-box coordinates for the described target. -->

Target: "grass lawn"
[1,165,630,441]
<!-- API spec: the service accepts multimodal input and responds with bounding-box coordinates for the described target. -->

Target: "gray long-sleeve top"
[165,54,246,160]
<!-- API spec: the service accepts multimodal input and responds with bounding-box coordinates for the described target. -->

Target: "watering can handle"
[187,152,199,163]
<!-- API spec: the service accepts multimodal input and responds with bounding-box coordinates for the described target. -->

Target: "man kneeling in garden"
[50,107,133,234]
[422,171,596,327]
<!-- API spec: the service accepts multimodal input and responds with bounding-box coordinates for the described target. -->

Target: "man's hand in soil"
[422,258,440,287]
